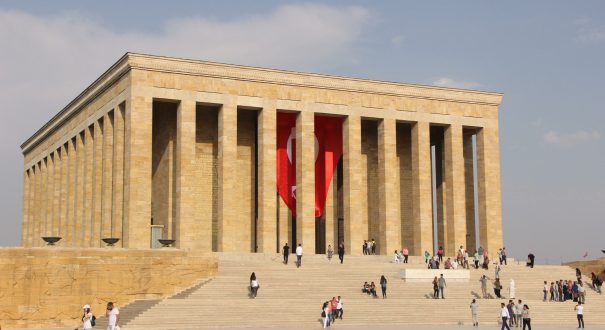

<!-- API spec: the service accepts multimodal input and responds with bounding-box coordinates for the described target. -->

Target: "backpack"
[90,315,96,327]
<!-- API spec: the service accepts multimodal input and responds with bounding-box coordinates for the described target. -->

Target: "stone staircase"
[120,253,605,329]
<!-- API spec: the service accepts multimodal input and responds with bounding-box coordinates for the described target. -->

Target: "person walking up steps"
[480,275,489,299]
[575,301,585,328]
[470,299,479,326]
[438,274,447,299]
[295,244,303,268]
[515,300,523,328]
[432,276,439,299]
[282,243,290,264]
[338,243,345,264]
[380,275,388,299]
[327,245,334,262]
[522,304,531,330]
[500,302,511,330]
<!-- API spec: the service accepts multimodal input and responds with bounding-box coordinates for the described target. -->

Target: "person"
[362,281,370,294]
[362,240,367,255]
[463,250,470,269]
[106,302,120,330]
[438,274,447,299]
[327,244,334,262]
[480,275,489,299]
[366,240,372,255]
[522,304,531,330]
[444,258,452,269]
[500,302,511,330]
[527,253,535,268]
[394,250,401,264]
[424,250,431,264]
[494,278,503,298]
[549,282,555,302]
[336,296,343,320]
[437,246,444,263]
[497,249,503,265]
[515,300,523,328]
[329,297,338,324]
[482,253,490,270]
[370,282,377,297]
[429,257,438,269]
[543,281,548,302]
[495,264,501,279]
[470,299,479,327]
[282,243,290,264]
[321,301,330,329]
[508,279,516,299]
[380,275,387,299]
[371,239,376,255]
[75,304,93,330]
[578,282,586,304]
[295,244,303,268]
[506,300,515,327]
[432,276,439,299]
[338,243,345,264]
[501,247,508,265]
[250,272,259,298]
[474,250,480,269]
[478,246,484,264]
[402,247,409,263]
[576,268,583,284]
[575,301,584,328]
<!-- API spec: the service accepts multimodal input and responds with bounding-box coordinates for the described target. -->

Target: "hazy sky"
[1,1,603,263]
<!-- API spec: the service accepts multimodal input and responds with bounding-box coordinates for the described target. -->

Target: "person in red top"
[330,297,338,323]
[402,248,409,263]
[437,246,444,263]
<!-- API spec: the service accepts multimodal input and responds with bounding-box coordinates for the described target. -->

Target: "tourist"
[543,281,548,302]
[371,239,376,254]
[470,299,479,327]
[576,268,583,284]
[296,244,303,268]
[515,300,523,328]
[429,256,438,269]
[370,282,378,297]
[578,282,586,304]
[508,279,516,299]
[563,281,569,301]
[437,246,444,263]
[575,301,585,329]
[527,253,535,268]
[327,244,334,262]
[432,276,439,298]
[362,281,370,294]
[438,274,447,299]
[282,243,290,264]
[521,304,531,330]
[321,301,330,328]
[497,249,502,265]
[478,246,484,265]
[366,240,372,255]
[380,275,387,299]
[249,272,259,298]
[330,297,338,323]
[105,302,120,330]
[402,247,409,263]
[480,275,489,299]
[506,300,515,327]
[394,250,401,264]
[75,304,94,330]
[501,247,507,265]
[493,278,503,298]
[591,271,602,293]
[444,258,452,269]
[549,282,556,302]
[336,296,343,319]
[363,240,367,255]
[474,250,480,269]
[463,249,470,269]
[482,252,490,270]
[424,250,431,264]
[338,243,345,264]
[495,264,501,279]
[500,302,511,330]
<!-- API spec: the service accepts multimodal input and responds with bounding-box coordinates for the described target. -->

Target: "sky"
[0,1,603,263]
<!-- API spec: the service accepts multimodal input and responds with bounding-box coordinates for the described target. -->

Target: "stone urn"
[158,239,176,247]
[41,236,62,246]
[102,237,120,246]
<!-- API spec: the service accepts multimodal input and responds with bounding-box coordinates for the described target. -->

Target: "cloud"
[0,5,370,246]
[543,130,601,147]
[432,77,482,89]
[575,17,605,44]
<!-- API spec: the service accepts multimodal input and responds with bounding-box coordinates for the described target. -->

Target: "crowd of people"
[321,296,343,328]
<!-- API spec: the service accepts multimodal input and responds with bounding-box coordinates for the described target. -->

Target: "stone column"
[444,124,467,255]
[66,138,77,246]
[217,99,238,252]
[296,110,316,253]
[377,118,401,255]
[112,105,126,246]
[21,169,30,246]
[175,98,198,250]
[75,133,85,246]
[463,131,477,253]
[102,113,114,239]
[33,163,41,246]
[84,126,94,245]
[343,115,365,255]
[92,120,104,247]
[476,126,503,255]
[257,103,277,253]
[54,150,63,237]
[123,94,153,248]
[46,153,54,237]
[59,144,68,242]
[411,121,433,255]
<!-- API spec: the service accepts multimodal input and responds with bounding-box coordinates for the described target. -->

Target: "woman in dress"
[380,275,387,299]
[327,245,334,262]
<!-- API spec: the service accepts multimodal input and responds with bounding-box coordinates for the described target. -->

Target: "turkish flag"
[276,113,343,218]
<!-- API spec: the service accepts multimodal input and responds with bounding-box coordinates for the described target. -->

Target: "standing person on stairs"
[575,301,585,328]
[438,274,447,299]
[380,275,387,299]
[296,244,303,268]
[327,245,334,262]
[249,272,259,298]
[105,302,120,330]
[521,304,531,330]
[282,243,290,264]
[500,302,511,330]
[336,296,343,320]
[470,299,479,326]
[338,243,345,264]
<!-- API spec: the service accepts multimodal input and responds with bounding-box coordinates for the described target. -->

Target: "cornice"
[21,52,503,155]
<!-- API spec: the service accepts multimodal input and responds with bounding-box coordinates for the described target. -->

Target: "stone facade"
[20,53,504,256]
[0,247,217,329]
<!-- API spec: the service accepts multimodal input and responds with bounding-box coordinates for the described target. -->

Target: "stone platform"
[399,268,470,282]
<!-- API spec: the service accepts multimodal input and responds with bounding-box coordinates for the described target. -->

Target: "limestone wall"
[0,247,217,329]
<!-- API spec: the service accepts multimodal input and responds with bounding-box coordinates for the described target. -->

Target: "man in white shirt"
[336,296,343,320]
[469,299,479,326]
[105,302,120,330]
[543,281,548,301]
[500,302,511,330]
[295,244,303,268]
[575,302,584,328]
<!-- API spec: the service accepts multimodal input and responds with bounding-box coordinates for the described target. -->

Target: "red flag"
[276,113,343,218]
